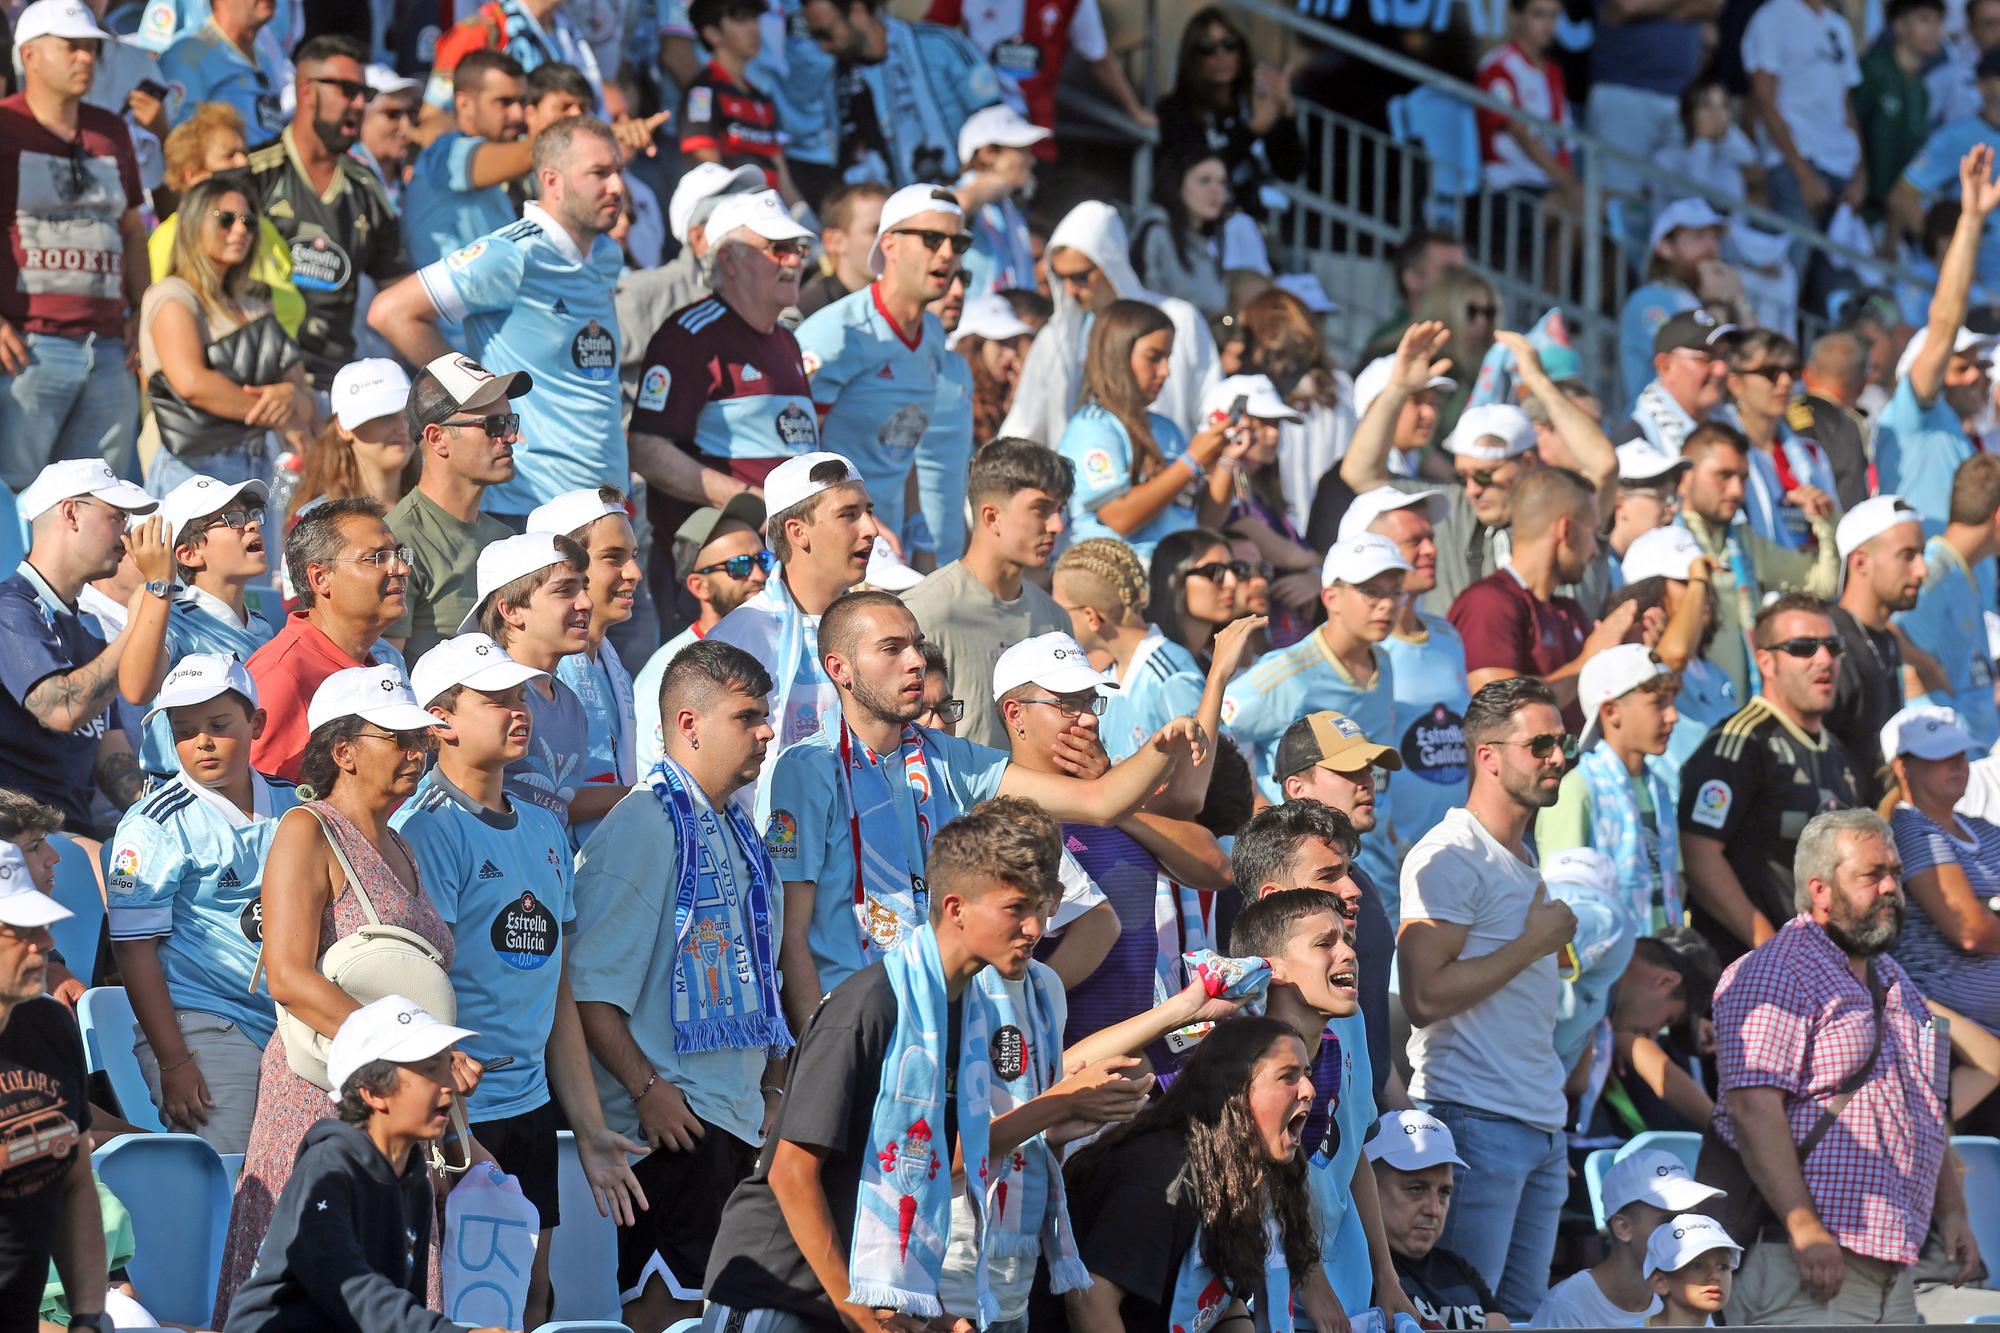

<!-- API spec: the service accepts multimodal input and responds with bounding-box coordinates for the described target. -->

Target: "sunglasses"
[696,549,777,579]
[1020,693,1108,718]
[1465,302,1499,321]
[1188,559,1251,583]
[890,227,973,256]
[210,208,257,232]
[921,698,967,724]
[1737,363,1801,381]
[1501,732,1579,760]
[445,413,521,438]
[1458,465,1517,488]
[750,236,812,261]
[311,75,378,103]
[1195,35,1245,53]
[201,505,265,532]
[1053,262,1099,289]
[1765,635,1844,659]
[357,726,436,753]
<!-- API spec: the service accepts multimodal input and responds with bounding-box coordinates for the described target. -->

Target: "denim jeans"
[144,433,272,493]
[1420,1099,1568,1321]
[0,331,140,489]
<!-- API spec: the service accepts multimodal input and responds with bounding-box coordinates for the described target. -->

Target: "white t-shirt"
[1400,806,1567,1129]
[1958,754,2000,825]
[1530,1268,1663,1328]
[1741,0,1861,177]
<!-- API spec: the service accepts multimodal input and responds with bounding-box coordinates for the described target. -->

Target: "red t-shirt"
[246,612,393,781]
[1448,567,1591,731]
[0,96,143,340]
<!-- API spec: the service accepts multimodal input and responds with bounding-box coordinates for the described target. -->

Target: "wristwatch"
[68,1314,109,1332]
[143,579,179,600]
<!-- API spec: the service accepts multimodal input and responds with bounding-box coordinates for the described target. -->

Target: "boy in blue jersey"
[464,532,594,826]
[529,488,643,834]
[369,116,629,520]
[1898,451,2000,751]
[794,184,963,542]
[106,654,298,1154]
[118,475,276,781]
[400,49,531,269]
[399,632,647,1330]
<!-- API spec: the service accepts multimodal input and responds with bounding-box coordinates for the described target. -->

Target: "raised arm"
[1339,321,1451,492]
[1912,143,2000,403]
[1499,330,1617,509]
[998,717,1203,824]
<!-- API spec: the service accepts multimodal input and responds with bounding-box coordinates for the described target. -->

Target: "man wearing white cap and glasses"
[1334,351,1456,487]
[0,0,149,493]
[953,104,1049,301]
[795,184,964,547]
[619,162,764,360]
[0,844,112,1333]
[1900,453,2000,754]
[0,460,160,829]
[1825,495,1928,802]
[1366,1110,1505,1330]
[354,64,422,207]
[1531,1148,1723,1328]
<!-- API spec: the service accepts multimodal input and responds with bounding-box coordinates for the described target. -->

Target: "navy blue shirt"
[1049,823,1163,1052]
[0,565,112,827]
[1589,0,1703,96]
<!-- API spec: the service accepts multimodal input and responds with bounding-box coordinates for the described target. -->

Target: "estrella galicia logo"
[571,320,616,382]
[491,890,558,969]
[240,898,263,944]
[1400,703,1467,786]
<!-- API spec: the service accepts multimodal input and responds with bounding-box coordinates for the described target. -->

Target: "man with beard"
[1710,808,1979,1324]
[370,116,626,525]
[246,35,409,392]
[399,49,530,268]
[1398,676,1579,1321]
[1610,310,1733,455]
[1826,496,1929,803]
[1679,593,1863,963]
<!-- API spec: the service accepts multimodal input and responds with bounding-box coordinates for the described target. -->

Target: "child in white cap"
[1532,1149,1723,1327]
[1643,1212,1740,1325]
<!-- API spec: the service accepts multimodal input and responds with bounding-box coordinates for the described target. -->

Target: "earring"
[691,735,700,749]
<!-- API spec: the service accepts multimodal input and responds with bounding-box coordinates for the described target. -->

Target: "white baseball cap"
[1579,643,1673,748]
[1617,442,1690,485]
[764,451,864,519]
[410,633,548,708]
[306,664,439,735]
[1895,325,1997,384]
[331,358,412,432]
[459,533,574,633]
[992,631,1116,700]
[420,351,530,416]
[1443,403,1536,461]
[1337,485,1447,541]
[867,183,964,277]
[156,474,269,544]
[1321,532,1414,587]
[957,103,1051,163]
[324,994,478,1104]
[1880,704,1978,763]
[1621,525,1706,584]
[1643,1213,1742,1279]
[1543,846,1618,899]
[18,459,157,522]
[526,488,626,539]
[0,843,70,929]
[1835,493,1922,561]
[1203,374,1304,425]
[669,162,765,246]
[13,0,114,44]
[1352,356,1455,422]
[706,188,816,246]
[141,652,258,725]
[364,63,420,95]
[947,294,1034,350]
[1648,197,1726,254]
[865,537,924,592]
[1601,1149,1726,1218]
[1365,1109,1468,1171]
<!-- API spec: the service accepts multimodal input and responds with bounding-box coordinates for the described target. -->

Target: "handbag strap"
[249,804,389,993]
[1796,967,1889,1161]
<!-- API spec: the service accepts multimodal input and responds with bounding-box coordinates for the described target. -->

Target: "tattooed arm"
[23,640,127,734]
[94,732,144,810]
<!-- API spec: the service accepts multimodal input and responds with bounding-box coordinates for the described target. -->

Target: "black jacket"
[223,1119,452,1333]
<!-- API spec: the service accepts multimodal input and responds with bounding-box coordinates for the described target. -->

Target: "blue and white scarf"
[1576,742,1681,933]
[967,961,1089,1289]
[1630,380,1702,455]
[647,756,793,1056]
[851,923,997,1325]
[1679,512,1765,697]
[839,719,957,959]
[1719,404,1833,551]
[1167,1217,1293,1333]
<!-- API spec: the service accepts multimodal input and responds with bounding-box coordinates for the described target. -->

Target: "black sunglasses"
[1195,35,1245,53]
[695,549,777,579]
[1053,262,1099,288]
[890,227,973,257]
[444,413,521,438]
[1765,635,1844,659]
[311,75,378,103]
[1187,559,1251,583]
[1465,302,1499,321]
[210,208,257,232]
[1501,732,1578,760]
[1737,363,1801,381]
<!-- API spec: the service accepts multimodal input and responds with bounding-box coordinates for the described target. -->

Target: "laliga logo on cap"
[1050,646,1078,660]
[474,644,490,656]
[1657,1165,1673,1176]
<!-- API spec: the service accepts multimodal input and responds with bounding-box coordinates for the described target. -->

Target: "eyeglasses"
[890,227,972,257]
[1194,34,1245,53]
[1020,693,1108,718]
[1764,635,1844,659]
[695,549,777,579]
[356,726,436,753]
[1500,732,1579,761]
[311,75,378,103]
[1052,262,1099,290]
[210,208,256,232]
[1187,559,1251,583]
[445,413,521,438]
[1464,302,1499,321]
[1458,464,1517,489]
[332,546,414,570]
[748,236,812,261]
[920,698,967,724]
[201,505,265,532]
[1737,363,1801,381]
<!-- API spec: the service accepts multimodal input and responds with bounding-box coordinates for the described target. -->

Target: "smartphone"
[480,1055,516,1072]
[1226,393,1248,427]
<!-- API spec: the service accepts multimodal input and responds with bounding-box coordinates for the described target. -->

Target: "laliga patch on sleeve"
[1082,448,1115,481]
[638,364,671,411]
[445,240,486,271]
[110,845,140,887]
[687,85,713,124]
[801,350,822,378]
[1691,779,1733,830]
[766,809,799,859]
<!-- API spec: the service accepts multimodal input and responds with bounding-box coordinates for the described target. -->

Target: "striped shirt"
[1887,804,2000,1031]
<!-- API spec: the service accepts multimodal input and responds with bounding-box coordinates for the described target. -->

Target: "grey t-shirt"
[902,561,1073,748]
[507,674,587,828]
[385,488,515,659]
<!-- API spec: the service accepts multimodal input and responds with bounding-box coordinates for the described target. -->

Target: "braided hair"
[1054,537,1150,627]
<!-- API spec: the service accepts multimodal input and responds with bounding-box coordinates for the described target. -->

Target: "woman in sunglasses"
[216,665,474,1322]
[1412,268,1501,439]
[1156,6,1301,225]
[1149,526,1245,670]
[1719,328,1838,551]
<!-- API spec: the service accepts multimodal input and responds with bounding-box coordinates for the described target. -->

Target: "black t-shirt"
[0,997,91,1324]
[833,68,890,180]
[1064,1129,1201,1330]
[1826,605,1901,806]
[1677,696,1861,961]
[1395,1245,1499,1329]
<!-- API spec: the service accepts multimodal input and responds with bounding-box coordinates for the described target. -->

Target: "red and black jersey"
[678,61,782,187]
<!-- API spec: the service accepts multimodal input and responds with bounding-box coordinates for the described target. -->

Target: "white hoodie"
[998,200,1221,446]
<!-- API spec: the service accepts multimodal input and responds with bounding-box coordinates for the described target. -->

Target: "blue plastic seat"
[1955,1135,2000,1281]
[77,986,165,1133]
[548,1130,623,1320]
[532,1324,637,1332]
[49,834,105,983]
[92,1132,232,1327]
[1582,1147,1617,1231]
[1582,1131,1705,1229]
[1388,86,1481,227]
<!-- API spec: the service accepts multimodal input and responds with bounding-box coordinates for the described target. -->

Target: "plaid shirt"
[1713,915,1949,1265]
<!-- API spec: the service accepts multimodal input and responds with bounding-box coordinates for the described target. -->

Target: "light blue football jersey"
[137,592,275,776]
[401,131,519,269]
[105,772,300,1047]
[1100,629,1205,763]
[913,350,975,561]
[1058,404,1194,564]
[508,675,590,828]
[419,201,625,514]
[158,19,287,140]
[1381,613,1471,882]
[1898,536,2000,752]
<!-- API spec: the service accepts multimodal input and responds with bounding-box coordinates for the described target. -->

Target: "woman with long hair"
[1235,287,1356,533]
[1411,267,1499,440]
[1060,1015,1318,1331]
[139,173,315,490]
[1156,6,1302,224]
[1149,526,1244,668]
[1134,151,1271,320]
[286,359,420,525]
[152,104,305,338]
[950,293,1038,448]
[1058,299,1233,562]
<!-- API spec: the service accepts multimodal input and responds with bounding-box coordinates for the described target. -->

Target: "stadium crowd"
[6,0,2000,1326]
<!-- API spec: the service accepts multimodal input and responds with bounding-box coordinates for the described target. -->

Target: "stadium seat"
[77,986,165,1133]
[0,483,22,577]
[92,1132,232,1327]
[532,1324,636,1332]
[549,1130,622,1320]
[1387,87,1480,228]
[1955,1135,2000,1279]
[1582,1131,1703,1229]
[49,833,104,982]
[1582,1147,1616,1231]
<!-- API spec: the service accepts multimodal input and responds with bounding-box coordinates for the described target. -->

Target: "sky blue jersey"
[1059,405,1193,564]
[1100,629,1205,762]
[137,591,274,776]
[400,131,519,270]
[1898,536,2000,752]
[158,19,287,141]
[1381,613,1470,902]
[913,350,976,560]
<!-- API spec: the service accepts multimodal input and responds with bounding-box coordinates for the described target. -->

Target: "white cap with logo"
[142,652,258,725]
[948,294,1034,350]
[669,162,765,246]
[1352,356,1455,422]
[865,537,924,592]
[1579,643,1673,747]
[324,994,478,1103]
[410,633,548,707]
[156,474,269,543]
[1602,1148,1726,1218]
[1835,493,1922,561]
[1617,442,1690,485]
[13,0,114,43]
[1321,532,1414,587]
[1880,704,1978,763]
[1620,525,1706,584]
[420,351,531,415]
[527,488,626,539]
[707,188,816,245]
[1338,486,1447,541]
[0,843,70,929]
[957,103,1051,163]
[1642,1213,1742,1279]
[868,184,964,277]
[18,459,157,522]
[764,451,864,519]
[1364,1109,1468,1171]
[332,358,413,432]
[1443,403,1536,461]
[459,533,573,633]
[992,631,1116,699]
[306,665,439,735]
[1203,374,1305,425]
[1543,846,1618,899]
[364,63,420,95]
